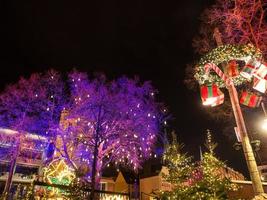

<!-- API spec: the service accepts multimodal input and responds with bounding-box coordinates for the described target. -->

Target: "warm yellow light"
[43,159,76,196]
[262,118,267,130]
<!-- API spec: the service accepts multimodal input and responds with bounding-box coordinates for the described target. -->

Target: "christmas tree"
[161,130,238,200]
[161,131,195,200]
[191,130,238,199]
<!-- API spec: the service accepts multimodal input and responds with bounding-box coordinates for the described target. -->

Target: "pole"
[213,27,264,195]
[228,84,264,194]
[261,102,267,117]
[2,137,20,199]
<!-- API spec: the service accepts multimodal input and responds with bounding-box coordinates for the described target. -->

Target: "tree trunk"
[89,107,102,200]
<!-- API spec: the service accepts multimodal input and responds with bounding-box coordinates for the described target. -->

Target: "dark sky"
[0,0,252,176]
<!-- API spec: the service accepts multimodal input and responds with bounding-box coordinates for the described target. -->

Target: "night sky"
[0,0,252,177]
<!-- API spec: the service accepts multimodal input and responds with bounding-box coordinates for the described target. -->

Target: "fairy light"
[43,159,75,195]
[195,43,262,87]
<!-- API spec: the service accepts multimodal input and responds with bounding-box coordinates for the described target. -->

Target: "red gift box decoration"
[200,84,224,107]
[240,91,262,108]
[253,62,267,80]
[240,59,260,80]
[253,77,267,93]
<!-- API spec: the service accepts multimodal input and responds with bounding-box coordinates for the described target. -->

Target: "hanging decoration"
[239,91,262,108]
[210,94,224,107]
[240,59,261,80]
[225,60,239,77]
[253,77,267,93]
[253,62,267,80]
[200,84,224,107]
[195,44,262,87]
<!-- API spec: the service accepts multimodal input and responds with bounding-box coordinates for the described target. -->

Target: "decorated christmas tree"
[191,130,238,199]
[160,131,195,199]
[161,130,238,200]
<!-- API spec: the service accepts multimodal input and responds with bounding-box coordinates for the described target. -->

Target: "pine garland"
[194,44,262,87]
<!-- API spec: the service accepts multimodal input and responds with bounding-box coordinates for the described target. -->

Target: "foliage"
[163,131,194,186]
[0,69,65,136]
[0,70,66,168]
[58,71,166,191]
[194,44,261,88]
[193,0,267,58]
[161,130,238,200]
[0,69,167,198]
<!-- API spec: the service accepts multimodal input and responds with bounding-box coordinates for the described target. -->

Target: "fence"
[0,180,130,200]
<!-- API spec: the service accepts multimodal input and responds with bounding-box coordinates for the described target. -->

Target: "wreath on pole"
[194,44,262,88]
[194,44,265,108]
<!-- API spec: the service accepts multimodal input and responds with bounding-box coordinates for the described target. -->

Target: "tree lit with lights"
[0,69,167,199]
[0,70,65,136]
[193,0,267,58]
[161,130,238,200]
[58,71,166,198]
[0,70,65,169]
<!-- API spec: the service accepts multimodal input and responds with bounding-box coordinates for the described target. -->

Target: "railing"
[0,180,131,200]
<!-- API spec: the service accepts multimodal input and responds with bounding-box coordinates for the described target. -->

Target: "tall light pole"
[228,81,264,194]
[213,28,264,195]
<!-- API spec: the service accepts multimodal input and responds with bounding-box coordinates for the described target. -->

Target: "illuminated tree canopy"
[0,70,65,135]
[0,69,167,195]
[193,0,267,57]
[58,71,166,192]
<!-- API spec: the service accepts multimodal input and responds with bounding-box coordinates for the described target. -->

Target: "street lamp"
[194,28,266,196]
